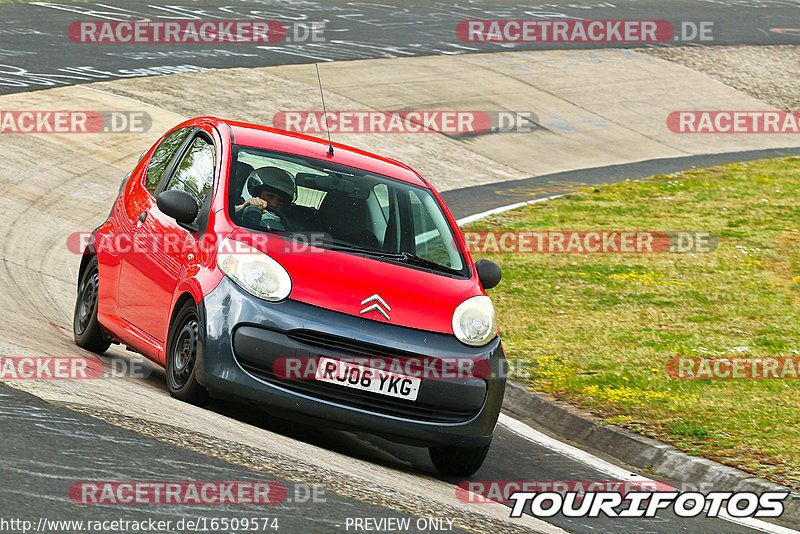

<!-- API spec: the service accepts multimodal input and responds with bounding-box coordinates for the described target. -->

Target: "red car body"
[76,116,505,476]
[93,118,480,359]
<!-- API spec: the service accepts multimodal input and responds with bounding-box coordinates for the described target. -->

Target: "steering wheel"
[241,204,290,231]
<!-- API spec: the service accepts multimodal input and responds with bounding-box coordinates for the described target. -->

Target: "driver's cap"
[247,166,296,201]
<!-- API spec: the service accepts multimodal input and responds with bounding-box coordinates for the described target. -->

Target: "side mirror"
[475,259,502,290]
[157,190,198,224]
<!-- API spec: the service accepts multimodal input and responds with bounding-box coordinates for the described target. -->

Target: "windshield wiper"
[327,243,462,275]
[394,252,463,276]
[326,242,405,259]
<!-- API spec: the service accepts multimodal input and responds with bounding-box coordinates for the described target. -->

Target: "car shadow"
[96,346,444,479]
[205,395,432,475]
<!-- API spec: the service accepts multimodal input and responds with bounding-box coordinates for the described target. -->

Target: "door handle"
[138,211,147,223]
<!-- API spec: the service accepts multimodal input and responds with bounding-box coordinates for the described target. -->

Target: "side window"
[145,127,192,194]
[163,136,216,220]
[409,190,460,269]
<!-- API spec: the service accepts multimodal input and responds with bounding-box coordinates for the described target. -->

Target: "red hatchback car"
[74,117,505,476]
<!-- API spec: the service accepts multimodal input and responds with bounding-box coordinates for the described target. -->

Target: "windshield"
[228,145,467,276]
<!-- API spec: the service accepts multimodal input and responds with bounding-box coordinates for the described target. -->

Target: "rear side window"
[163,137,216,218]
[145,127,192,194]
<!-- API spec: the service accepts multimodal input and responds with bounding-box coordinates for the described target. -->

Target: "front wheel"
[73,256,111,354]
[429,441,492,477]
[166,301,209,405]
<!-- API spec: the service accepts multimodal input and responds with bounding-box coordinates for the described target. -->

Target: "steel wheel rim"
[76,268,99,335]
[170,316,198,389]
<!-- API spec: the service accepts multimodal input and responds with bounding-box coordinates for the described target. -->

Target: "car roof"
[208,118,429,188]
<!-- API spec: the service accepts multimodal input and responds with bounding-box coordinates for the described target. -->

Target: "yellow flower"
[582,385,691,406]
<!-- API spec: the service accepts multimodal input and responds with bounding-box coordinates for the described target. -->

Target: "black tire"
[429,441,492,477]
[166,300,209,405]
[73,256,111,354]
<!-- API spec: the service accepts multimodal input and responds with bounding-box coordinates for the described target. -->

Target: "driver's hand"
[245,197,268,211]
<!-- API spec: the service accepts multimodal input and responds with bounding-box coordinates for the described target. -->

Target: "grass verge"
[465,157,800,489]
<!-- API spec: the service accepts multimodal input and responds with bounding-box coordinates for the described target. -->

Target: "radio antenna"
[315,64,334,156]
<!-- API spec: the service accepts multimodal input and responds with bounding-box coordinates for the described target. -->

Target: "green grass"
[466,157,800,489]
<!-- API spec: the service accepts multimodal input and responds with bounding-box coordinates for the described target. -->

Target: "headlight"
[217,238,291,301]
[452,295,496,346]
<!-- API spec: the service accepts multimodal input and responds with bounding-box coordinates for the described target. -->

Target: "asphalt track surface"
[0,384,457,534]
[0,383,779,534]
[1,2,799,534]
[0,0,799,95]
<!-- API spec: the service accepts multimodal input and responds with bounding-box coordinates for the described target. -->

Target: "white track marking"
[456,194,563,226]
[499,414,800,534]
[499,413,652,482]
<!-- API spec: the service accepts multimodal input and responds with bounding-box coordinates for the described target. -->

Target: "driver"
[234,166,296,229]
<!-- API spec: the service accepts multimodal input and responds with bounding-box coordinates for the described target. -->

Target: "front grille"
[286,329,455,376]
[234,328,482,423]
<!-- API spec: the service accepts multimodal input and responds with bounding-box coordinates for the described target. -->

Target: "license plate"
[315,357,420,401]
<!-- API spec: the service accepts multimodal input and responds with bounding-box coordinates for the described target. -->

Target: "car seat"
[231,161,255,207]
[316,192,378,248]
